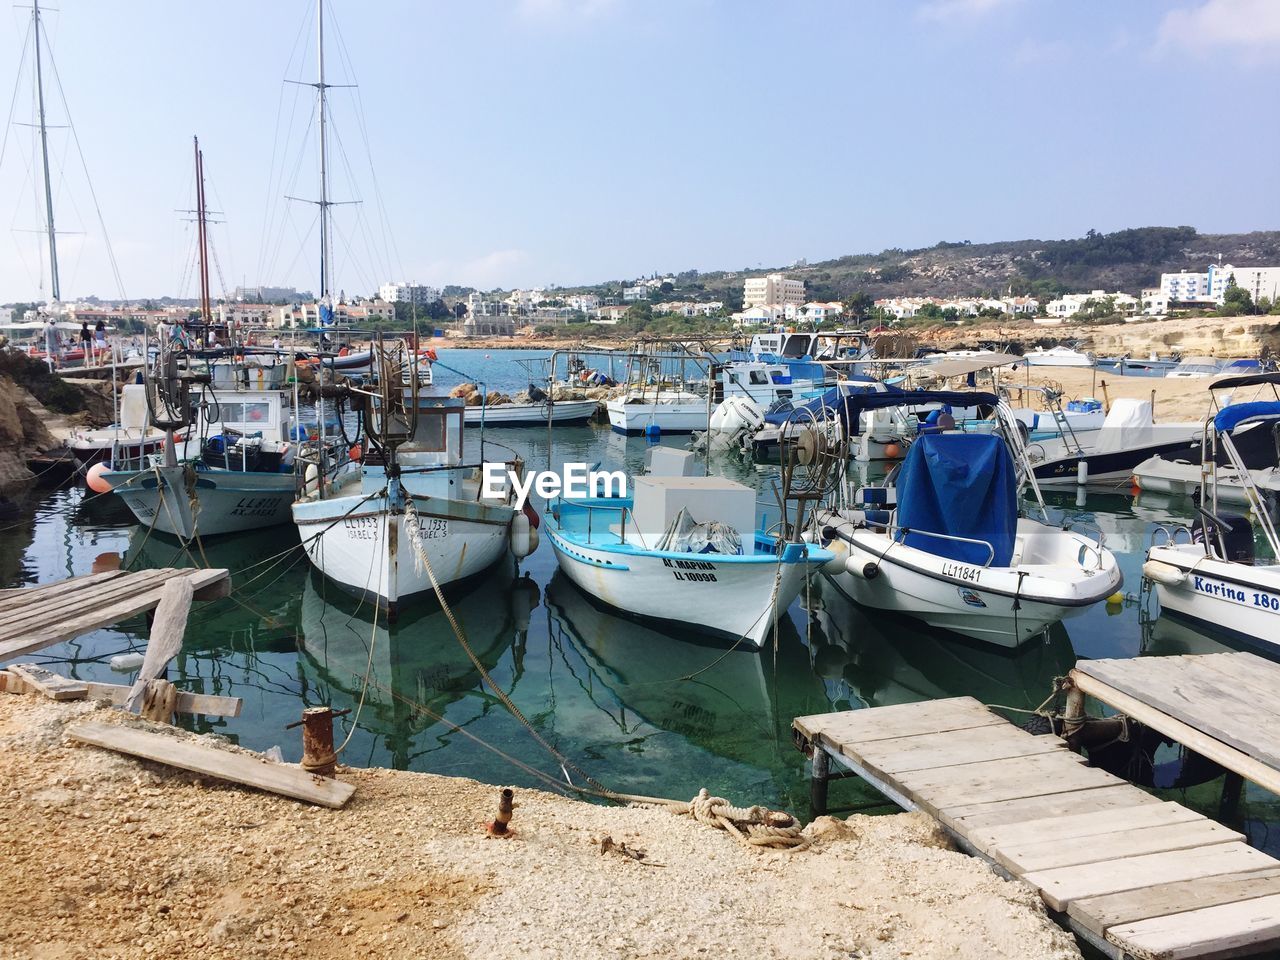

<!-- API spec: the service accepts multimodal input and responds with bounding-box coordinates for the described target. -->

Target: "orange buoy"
[86,462,113,494]
[349,443,362,462]
[883,442,902,459]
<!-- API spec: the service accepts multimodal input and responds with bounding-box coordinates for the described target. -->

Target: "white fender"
[510,510,532,559]
[303,463,319,498]
[1142,559,1187,586]
[822,539,849,575]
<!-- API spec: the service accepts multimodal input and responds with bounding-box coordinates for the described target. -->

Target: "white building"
[653,300,725,318]
[378,282,441,305]
[1045,290,1139,319]
[622,285,649,302]
[216,303,276,327]
[1217,264,1280,305]
[593,304,629,325]
[1141,288,1169,316]
[566,294,600,313]
[743,273,804,309]
[274,299,396,329]
[731,305,786,327]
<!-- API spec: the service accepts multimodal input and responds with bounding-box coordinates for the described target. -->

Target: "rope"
[604,788,811,853]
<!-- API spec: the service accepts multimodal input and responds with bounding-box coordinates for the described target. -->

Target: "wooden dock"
[1070,653,1280,802]
[795,696,1280,960]
[0,567,229,663]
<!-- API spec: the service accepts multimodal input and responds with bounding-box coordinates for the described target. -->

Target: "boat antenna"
[32,0,59,302]
[317,0,332,306]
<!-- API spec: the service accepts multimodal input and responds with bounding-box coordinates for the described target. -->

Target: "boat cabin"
[631,475,758,554]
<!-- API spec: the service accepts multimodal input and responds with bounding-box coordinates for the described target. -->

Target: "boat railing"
[1149,524,1195,548]
[560,498,635,546]
[892,526,996,567]
[1063,518,1107,551]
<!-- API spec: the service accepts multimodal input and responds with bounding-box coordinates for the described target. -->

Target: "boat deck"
[0,567,230,662]
[794,696,1280,959]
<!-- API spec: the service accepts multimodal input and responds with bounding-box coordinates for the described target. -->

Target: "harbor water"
[6,349,1279,846]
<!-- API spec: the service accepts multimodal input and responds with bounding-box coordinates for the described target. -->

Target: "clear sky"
[1,0,1278,302]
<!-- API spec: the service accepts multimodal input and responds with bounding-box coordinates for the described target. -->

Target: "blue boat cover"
[764,386,999,428]
[895,433,1016,567]
[1214,400,1280,434]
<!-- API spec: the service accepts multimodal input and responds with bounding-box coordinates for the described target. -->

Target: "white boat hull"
[1146,544,1280,649]
[822,517,1122,648]
[607,397,708,435]
[1134,457,1280,504]
[546,527,813,647]
[464,398,597,426]
[292,490,514,613]
[104,465,296,539]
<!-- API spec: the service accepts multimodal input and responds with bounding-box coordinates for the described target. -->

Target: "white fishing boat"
[465,397,597,427]
[606,389,708,435]
[814,395,1122,648]
[543,454,833,647]
[1145,377,1280,649]
[65,384,164,468]
[101,380,302,540]
[1025,345,1095,367]
[1133,454,1280,505]
[292,346,524,615]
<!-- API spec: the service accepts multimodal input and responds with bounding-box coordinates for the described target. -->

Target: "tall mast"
[316,0,332,306]
[32,0,60,302]
[194,136,212,323]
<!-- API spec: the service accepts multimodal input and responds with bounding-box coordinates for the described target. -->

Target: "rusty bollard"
[487,788,515,838]
[286,706,350,778]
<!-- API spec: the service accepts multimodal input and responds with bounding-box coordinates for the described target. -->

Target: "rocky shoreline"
[0,694,1080,960]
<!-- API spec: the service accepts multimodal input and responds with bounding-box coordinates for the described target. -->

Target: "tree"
[659,281,674,294]
[843,290,874,321]
[624,302,652,325]
[916,303,943,320]
[1221,281,1255,316]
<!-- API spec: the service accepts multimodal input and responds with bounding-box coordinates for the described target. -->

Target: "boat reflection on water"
[296,563,534,769]
[543,571,831,804]
[806,577,1077,712]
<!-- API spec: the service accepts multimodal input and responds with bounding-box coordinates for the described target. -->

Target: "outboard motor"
[1192,512,1255,563]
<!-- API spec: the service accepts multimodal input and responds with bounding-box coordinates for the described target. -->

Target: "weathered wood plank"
[994,820,1243,875]
[970,801,1204,855]
[1075,657,1280,771]
[6,663,88,701]
[68,721,353,809]
[84,682,241,718]
[125,577,194,712]
[893,750,1122,814]
[0,568,176,637]
[1070,669,1280,799]
[794,697,1006,747]
[941,784,1163,833]
[0,570,127,614]
[1107,891,1280,960]
[1025,842,1275,912]
[1068,867,1280,939]
[0,568,228,662]
[851,723,1067,775]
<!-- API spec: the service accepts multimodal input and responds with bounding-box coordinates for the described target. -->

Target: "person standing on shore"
[79,322,93,363]
[93,319,107,363]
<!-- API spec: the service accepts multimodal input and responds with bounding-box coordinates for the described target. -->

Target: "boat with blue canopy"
[813,393,1122,648]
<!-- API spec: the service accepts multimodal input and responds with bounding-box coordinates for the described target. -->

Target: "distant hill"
[567,227,1280,306]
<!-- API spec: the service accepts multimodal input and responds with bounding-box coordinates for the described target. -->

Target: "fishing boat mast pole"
[316,0,333,309]
[32,0,60,302]
[194,137,212,325]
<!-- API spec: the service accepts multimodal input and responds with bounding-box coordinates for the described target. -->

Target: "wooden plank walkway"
[0,568,229,663]
[1071,653,1280,798]
[795,697,1280,960]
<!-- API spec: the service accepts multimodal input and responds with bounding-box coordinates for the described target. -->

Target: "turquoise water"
[6,348,1279,840]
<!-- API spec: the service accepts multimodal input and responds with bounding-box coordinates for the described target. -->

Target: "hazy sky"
[2,0,1278,302]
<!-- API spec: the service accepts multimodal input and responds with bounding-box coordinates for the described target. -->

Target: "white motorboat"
[719,360,824,407]
[1025,345,1094,367]
[1145,377,1280,649]
[543,454,833,647]
[1166,356,1223,379]
[814,396,1122,648]
[606,389,708,435]
[465,397,597,427]
[1027,398,1203,485]
[1133,454,1280,505]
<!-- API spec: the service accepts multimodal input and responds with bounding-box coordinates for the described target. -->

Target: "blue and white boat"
[815,398,1122,649]
[544,461,833,648]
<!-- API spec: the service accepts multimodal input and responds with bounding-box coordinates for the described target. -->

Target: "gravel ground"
[0,694,1080,960]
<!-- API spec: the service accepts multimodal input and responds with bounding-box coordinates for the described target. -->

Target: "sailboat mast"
[32,0,60,302]
[316,0,332,306]
[194,136,212,324]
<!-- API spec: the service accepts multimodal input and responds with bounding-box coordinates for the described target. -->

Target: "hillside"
[560,227,1280,306]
